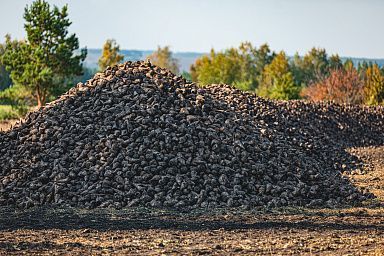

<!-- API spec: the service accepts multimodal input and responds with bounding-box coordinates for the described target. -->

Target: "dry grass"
[0,119,18,132]
[0,105,18,120]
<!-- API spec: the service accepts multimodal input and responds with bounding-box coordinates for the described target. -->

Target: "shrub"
[301,67,364,104]
[0,105,19,120]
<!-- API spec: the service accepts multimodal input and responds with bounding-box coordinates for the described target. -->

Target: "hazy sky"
[0,0,383,58]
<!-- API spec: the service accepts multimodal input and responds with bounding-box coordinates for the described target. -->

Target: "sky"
[0,0,383,58]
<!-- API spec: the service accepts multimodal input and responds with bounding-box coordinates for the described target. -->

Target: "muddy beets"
[0,61,382,209]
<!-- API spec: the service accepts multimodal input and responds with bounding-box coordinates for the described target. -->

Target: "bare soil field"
[0,146,383,255]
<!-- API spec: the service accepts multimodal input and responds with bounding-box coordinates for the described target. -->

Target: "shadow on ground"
[0,206,383,232]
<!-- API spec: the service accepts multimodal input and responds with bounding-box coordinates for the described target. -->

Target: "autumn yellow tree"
[364,64,384,105]
[147,46,179,74]
[98,39,124,71]
[257,51,301,100]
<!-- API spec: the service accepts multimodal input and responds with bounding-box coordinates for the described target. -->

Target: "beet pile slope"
[0,61,382,209]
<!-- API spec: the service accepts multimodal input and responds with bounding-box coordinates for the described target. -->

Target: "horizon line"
[85,48,384,61]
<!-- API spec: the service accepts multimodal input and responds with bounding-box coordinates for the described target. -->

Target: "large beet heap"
[1,61,383,209]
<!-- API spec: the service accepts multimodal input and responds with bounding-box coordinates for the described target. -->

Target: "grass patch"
[0,105,19,120]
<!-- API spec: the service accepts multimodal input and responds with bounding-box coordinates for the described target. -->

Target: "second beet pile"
[0,61,383,209]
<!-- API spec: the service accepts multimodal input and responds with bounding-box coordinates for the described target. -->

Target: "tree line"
[0,0,383,120]
[189,43,384,105]
[102,41,384,105]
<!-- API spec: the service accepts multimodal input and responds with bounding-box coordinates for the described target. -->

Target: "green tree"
[291,48,331,86]
[190,42,274,91]
[0,36,15,91]
[0,65,12,91]
[0,0,86,107]
[364,64,384,105]
[328,54,343,70]
[98,39,124,71]
[181,71,192,81]
[0,36,31,113]
[246,43,275,79]
[237,42,275,90]
[191,48,242,87]
[147,46,179,74]
[257,51,300,100]
[343,58,354,70]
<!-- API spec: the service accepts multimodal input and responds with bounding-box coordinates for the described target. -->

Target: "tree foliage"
[191,42,274,91]
[301,66,364,104]
[290,48,342,87]
[257,51,301,100]
[181,71,192,81]
[0,0,86,107]
[98,39,124,71]
[191,48,243,87]
[0,66,11,91]
[364,64,384,105]
[147,46,179,74]
[0,40,12,91]
[189,43,384,105]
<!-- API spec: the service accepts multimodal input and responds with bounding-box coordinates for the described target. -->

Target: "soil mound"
[0,61,382,209]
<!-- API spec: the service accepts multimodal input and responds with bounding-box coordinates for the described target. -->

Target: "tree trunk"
[36,96,42,107]
[36,86,44,107]
[41,88,47,106]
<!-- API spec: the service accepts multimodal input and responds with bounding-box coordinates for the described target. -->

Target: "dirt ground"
[0,120,18,132]
[0,146,383,255]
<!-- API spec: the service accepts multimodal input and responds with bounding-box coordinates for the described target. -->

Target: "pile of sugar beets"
[1,61,383,209]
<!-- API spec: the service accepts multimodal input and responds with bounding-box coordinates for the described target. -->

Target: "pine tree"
[1,0,86,107]
[291,48,331,86]
[0,39,12,91]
